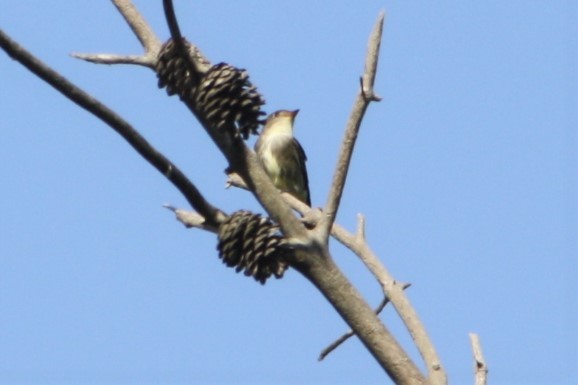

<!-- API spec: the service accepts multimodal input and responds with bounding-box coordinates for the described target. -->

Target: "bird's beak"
[291,109,300,119]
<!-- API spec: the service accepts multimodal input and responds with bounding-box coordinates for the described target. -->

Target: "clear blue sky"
[1,1,576,384]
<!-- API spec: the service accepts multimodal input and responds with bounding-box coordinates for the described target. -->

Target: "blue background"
[1,1,576,384]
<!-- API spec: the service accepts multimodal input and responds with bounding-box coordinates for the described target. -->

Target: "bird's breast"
[258,134,293,176]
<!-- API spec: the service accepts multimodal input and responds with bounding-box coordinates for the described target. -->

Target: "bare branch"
[0,28,226,231]
[319,11,385,240]
[160,0,210,75]
[166,195,431,383]
[469,333,488,385]
[296,255,426,385]
[332,220,447,385]
[162,0,183,42]
[224,171,430,384]
[71,52,155,67]
[73,1,161,69]
[163,205,217,232]
[360,11,384,103]
[225,171,248,190]
[282,189,446,384]
[111,0,161,54]
[356,213,366,240]
[319,282,411,361]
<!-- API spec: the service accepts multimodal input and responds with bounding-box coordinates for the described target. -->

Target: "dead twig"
[469,333,488,385]
[319,12,385,241]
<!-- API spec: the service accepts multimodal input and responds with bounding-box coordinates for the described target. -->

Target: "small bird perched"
[255,109,311,206]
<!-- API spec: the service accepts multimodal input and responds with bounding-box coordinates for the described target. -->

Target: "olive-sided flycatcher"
[255,109,311,206]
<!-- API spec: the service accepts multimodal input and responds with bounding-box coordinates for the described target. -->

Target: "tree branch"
[71,53,154,67]
[227,158,446,384]
[295,253,425,385]
[219,12,443,379]
[73,0,161,68]
[3,3,440,384]
[318,11,384,241]
[332,215,447,385]
[111,0,161,55]
[163,205,217,232]
[469,333,488,385]
[270,186,446,383]
[0,28,226,230]
[162,0,183,41]
[318,283,411,361]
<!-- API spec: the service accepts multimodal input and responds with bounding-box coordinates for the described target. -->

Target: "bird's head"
[263,109,299,135]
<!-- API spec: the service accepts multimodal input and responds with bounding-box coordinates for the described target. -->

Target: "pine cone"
[156,38,210,99]
[156,38,265,139]
[195,63,266,139]
[217,210,289,284]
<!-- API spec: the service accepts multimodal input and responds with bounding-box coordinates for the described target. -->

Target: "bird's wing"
[293,138,311,206]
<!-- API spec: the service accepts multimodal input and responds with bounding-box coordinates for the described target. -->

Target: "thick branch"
[319,11,384,241]
[228,169,444,383]
[0,28,225,230]
[333,216,447,385]
[227,162,445,384]
[318,283,411,361]
[270,186,445,383]
[294,251,425,385]
[169,203,429,384]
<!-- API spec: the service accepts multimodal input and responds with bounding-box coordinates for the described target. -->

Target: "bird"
[255,109,311,206]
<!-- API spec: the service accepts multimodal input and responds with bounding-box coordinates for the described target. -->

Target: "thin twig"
[0,28,226,230]
[71,53,154,67]
[469,333,488,385]
[163,0,183,42]
[163,204,217,232]
[319,11,385,241]
[319,283,411,361]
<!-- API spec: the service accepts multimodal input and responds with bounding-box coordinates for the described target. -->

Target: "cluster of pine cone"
[156,39,288,284]
[156,38,265,139]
